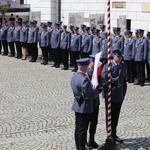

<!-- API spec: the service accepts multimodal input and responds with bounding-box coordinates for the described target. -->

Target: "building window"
[20,0,24,4]
[15,0,24,4]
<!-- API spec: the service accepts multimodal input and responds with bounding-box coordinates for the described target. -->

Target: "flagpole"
[99,1,116,149]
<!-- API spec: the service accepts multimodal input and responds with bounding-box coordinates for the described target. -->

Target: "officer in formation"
[71,58,100,150]
[101,50,127,143]
[0,20,150,84]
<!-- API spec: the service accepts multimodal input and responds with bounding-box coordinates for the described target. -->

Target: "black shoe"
[29,60,36,62]
[72,69,77,72]
[41,62,44,65]
[55,65,60,68]
[61,67,68,70]
[43,63,48,65]
[134,82,140,85]
[112,136,123,143]
[140,83,144,87]
[87,140,99,149]
[51,64,56,67]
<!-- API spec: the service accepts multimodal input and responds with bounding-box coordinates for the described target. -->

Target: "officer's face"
[113,55,122,63]
[138,32,144,37]
[147,35,150,39]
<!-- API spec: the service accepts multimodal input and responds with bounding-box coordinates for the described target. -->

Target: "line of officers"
[0,19,150,86]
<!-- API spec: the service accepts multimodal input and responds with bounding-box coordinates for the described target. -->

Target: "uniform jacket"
[101,61,127,103]
[101,31,107,39]
[133,37,148,61]
[92,35,101,55]
[1,25,9,41]
[60,31,71,49]
[47,27,53,47]
[81,33,93,53]
[14,26,22,42]
[38,28,42,43]
[100,38,108,59]
[71,72,99,114]
[147,39,150,63]
[70,34,82,52]
[20,26,28,43]
[27,27,38,43]
[87,66,100,107]
[50,28,61,49]
[7,26,15,42]
[40,30,48,47]
[111,35,124,53]
[123,37,135,60]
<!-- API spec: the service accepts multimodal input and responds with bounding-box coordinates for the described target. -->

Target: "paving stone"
[0,56,149,150]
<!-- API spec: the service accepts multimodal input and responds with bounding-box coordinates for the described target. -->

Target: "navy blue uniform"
[7,26,15,56]
[71,71,99,149]
[40,30,48,64]
[101,61,127,139]
[1,25,9,55]
[50,28,61,67]
[123,37,135,82]
[14,26,22,58]
[133,37,148,85]
[60,31,71,69]
[70,33,82,71]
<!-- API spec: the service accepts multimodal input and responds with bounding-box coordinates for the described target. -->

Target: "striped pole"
[106,0,112,139]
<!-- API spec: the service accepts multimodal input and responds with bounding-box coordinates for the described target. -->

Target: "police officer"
[1,20,9,56]
[71,58,99,150]
[91,27,96,36]
[92,29,101,55]
[40,23,48,65]
[80,24,86,36]
[60,25,71,70]
[14,20,22,59]
[123,30,135,83]
[146,32,150,82]
[133,29,148,86]
[20,20,28,60]
[0,23,2,54]
[87,55,100,149]
[69,25,75,67]
[50,22,61,68]
[70,27,82,72]
[27,20,38,62]
[81,27,93,58]
[100,32,108,61]
[7,21,15,57]
[47,21,53,61]
[101,50,127,143]
[111,27,124,53]
[100,24,107,39]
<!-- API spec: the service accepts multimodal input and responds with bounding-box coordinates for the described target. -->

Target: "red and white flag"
[91,52,103,88]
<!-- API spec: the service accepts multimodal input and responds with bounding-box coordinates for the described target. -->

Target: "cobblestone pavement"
[0,55,150,150]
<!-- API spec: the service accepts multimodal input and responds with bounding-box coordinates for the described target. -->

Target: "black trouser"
[111,102,122,137]
[145,60,150,80]
[61,49,69,69]
[124,60,134,82]
[8,42,15,56]
[28,43,38,61]
[48,46,53,61]
[135,61,145,84]
[41,47,48,63]
[15,41,22,58]
[0,40,2,54]
[69,51,73,66]
[75,112,92,150]
[71,51,80,70]
[81,52,90,58]
[89,106,99,139]
[2,40,8,55]
[53,48,61,67]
